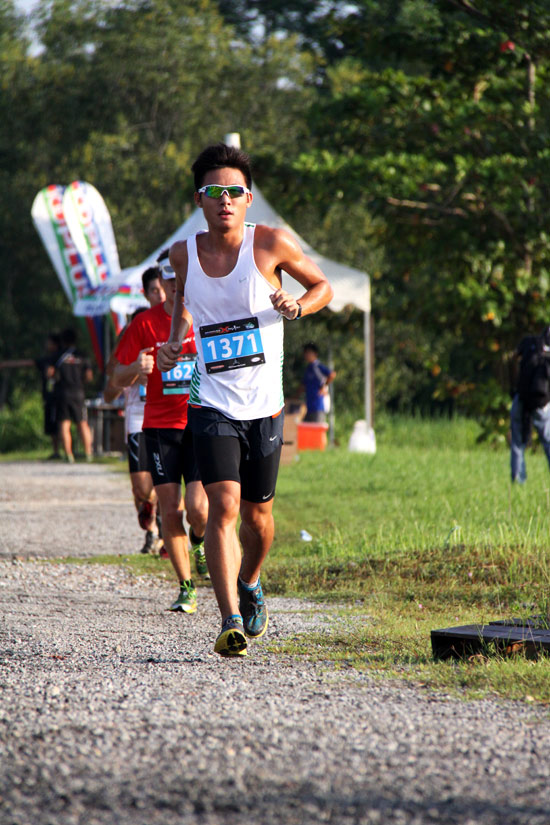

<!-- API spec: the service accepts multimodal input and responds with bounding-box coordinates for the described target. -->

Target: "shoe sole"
[244,612,268,639]
[167,603,197,614]
[214,628,248,657]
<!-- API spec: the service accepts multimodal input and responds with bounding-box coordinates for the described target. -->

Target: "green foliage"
[229,0,550,432]
[4,0,550,436]
[0,390,49,452]
[0,0,314,380]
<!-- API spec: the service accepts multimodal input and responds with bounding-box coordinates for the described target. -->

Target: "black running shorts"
[143,427,200,488]
[127,431,149,474]
[56,393,86,423]
[187,406,283,503]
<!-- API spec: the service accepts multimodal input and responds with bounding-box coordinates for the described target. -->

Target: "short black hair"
[60,327,77,347]
[303,342,319,355]
[142,266,161,293]
[191,143,252,190]
[156,248,170,263]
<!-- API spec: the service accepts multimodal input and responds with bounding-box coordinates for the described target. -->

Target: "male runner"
[104,267,166,555]
[113,255,208,613]
[158,142,333,656]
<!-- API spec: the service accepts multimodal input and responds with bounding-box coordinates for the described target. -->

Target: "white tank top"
[184,224,284,420]
[123,381,145,438]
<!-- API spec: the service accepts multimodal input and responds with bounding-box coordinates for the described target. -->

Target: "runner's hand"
[270,288,300,320]
[157,342,181,371]
[136,347,155,376]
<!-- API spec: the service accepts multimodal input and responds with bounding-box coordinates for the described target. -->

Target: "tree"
[0,0,314,403]
[249,0,550,434]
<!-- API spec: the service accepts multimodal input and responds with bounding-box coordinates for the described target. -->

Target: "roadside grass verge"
[49,414,550,702]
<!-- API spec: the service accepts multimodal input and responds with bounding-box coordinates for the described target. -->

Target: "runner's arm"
[265,229,333,320]
[157,242,190,371]
[103,354,124,403]
[112,348,154,388]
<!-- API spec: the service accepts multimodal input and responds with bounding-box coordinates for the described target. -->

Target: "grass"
[40,413,550,702]
[264,414,550,702]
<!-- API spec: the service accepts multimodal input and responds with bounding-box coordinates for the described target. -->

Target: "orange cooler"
[297,421,329,451]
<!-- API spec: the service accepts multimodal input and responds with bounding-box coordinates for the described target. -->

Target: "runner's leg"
[239,498,275,585]
[154,482,191,582]
[203,479,241,619]
[131,471,157,530]
[184,480,208,540]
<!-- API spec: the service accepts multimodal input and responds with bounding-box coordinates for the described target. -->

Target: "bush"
[0,390,49,452]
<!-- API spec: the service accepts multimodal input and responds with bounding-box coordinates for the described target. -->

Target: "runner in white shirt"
[104,268,165,555]
[158,142,333,657]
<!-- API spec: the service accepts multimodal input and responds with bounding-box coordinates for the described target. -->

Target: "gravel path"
[1,460,550,825]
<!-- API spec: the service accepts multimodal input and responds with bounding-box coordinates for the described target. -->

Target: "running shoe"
[191,536,209,578]
[140,530,162,555]
[214,615,248,657]
[238,577,268,638]
[168,580,197,613]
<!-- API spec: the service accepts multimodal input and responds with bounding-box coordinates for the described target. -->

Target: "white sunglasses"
[158,262,176,279]
[197,184,251,199]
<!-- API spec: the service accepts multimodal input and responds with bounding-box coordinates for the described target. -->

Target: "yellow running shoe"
[214,616,248,657]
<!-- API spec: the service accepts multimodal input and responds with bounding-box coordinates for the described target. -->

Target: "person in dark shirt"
[35,332,61,459]
[54,328,94,463]
[510,327,550,482]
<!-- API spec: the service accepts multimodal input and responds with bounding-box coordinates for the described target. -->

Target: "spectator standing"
[35,332,61,459]
[302,342,336,423]
[54,328,94,463]
[510,326,550,483]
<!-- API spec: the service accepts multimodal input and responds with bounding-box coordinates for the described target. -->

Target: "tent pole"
[364,280,373,430]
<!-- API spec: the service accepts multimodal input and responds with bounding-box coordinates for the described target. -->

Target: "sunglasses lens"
[161,264,175,276]
[202,185,247,198]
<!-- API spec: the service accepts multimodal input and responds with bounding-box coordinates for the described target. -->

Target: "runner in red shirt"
[113,254,208,613]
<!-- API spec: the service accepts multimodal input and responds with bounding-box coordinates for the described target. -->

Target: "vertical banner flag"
[31,185,93,304]
[62,181,121,288]
[31,185,104,369]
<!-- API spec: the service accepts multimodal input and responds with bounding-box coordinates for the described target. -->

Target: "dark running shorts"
[56,393,86,424]
[127,431,149,475]
[143,426,200,488]
[187,405,284,503]
[44,399,57,436]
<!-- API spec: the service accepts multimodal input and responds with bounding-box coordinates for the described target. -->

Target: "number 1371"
[207,333,258,360]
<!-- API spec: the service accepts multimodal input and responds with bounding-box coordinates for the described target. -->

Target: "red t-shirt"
[115,302,196,429]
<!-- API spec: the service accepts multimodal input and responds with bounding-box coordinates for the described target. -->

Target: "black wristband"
[292,302,302,320]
